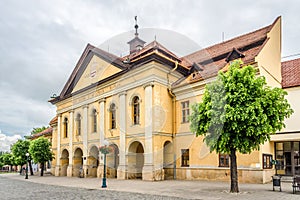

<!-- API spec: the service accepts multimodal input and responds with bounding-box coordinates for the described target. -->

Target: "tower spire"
[134,16,139,37]
[127,16,146,54]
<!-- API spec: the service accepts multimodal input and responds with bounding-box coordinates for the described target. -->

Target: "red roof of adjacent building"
[173,17,280,85]
[282,58,300,88]
[29,127,53,139]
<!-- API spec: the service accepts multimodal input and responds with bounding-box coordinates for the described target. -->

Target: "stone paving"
[1,173,300,199]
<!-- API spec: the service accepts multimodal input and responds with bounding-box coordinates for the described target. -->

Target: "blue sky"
[0,0,299,151]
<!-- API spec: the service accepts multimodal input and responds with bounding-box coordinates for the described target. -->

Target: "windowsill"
[131,124,141,127]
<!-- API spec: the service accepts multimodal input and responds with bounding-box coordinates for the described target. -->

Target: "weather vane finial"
[134,16,139,37]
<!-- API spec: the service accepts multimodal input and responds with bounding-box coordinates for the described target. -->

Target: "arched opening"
[128,141,144,179]
[163,141,174,179]
[88,146,99,177]
[107,144,119,178]
[73,148,83,177]
[60,149,69,176]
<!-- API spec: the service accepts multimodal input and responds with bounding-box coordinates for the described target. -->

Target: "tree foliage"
[29,137,53,176]
[1,153,14,166]
[31,126,48,135]
[11,139,31,166]
[190,61,293,192]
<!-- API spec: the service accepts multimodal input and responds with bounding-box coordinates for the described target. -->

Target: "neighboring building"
[271,57,300,176]
[28,117,57,173]
[49,17,284,183]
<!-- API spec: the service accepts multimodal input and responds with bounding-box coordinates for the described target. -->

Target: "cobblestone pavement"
[0,175,184,200]
[1,173,300,200]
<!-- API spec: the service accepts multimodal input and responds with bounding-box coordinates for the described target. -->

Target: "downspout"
[167,61,178,180]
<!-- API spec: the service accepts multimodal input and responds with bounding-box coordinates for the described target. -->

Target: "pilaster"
[98,99,105,167]
[55,114,62,176]
[67,110,74,177]
[143,83,155,180]
[117,92,127,179]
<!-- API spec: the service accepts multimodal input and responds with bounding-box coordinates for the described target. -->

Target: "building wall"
[281,87,300,132]
[256,17,282,88]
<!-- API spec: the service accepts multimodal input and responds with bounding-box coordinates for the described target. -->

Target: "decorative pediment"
[52,44,127,102]
[72,55,122,93]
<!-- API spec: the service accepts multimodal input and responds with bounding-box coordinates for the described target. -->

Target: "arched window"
[76,114,81,135]
[92,109,97,133]
[132,96,140,125]
[63,117,68,138]
[110,103,116,129]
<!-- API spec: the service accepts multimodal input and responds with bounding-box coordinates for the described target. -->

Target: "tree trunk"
[230,148,239,193]
[29,160,34,175]
[40,162,44,176]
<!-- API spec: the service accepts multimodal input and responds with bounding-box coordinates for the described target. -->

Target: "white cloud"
[0,133,22,152]
[0,0,299,140]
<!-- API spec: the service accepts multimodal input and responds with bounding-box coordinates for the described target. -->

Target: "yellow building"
[49,16,289,183]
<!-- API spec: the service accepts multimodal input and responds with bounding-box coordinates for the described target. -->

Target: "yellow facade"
[49,17,289,183]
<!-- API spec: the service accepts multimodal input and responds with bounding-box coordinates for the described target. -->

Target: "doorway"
[275,142,300,176]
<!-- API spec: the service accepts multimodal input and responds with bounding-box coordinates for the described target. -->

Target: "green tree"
[11,139,31,174]
[29,137,53,176]
[0,153,14,171]
[31,126,48,135]
[190,61,293,193]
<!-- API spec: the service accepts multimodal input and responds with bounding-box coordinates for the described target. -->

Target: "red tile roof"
[124,40,182,63]
[29,127,53,139]
[178,17,280,84]
[282,58,300,88]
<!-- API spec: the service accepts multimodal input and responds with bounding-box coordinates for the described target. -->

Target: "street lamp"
[99,140,110,188]
[25,153,29,179]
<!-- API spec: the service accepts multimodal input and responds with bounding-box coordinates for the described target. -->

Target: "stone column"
[143,82,154,180]
[82,105,88,177]
[55,114,61,176]
[67,110,74,177]
[97,99,105,178]
[118,92,127,179]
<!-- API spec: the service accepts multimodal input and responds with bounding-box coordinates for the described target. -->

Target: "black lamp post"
[25,152,29,179]
[100,140,110,188]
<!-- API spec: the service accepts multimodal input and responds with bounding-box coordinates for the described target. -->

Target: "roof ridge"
[183,17,280,60]
[282,57,300,64]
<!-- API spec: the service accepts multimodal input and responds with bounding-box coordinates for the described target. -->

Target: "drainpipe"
[167,61,178,180]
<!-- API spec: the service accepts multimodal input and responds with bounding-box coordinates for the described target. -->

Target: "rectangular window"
[219,154,230,167]
[181,149,189,167]
[263,154,273,169]
[181,101,190,123]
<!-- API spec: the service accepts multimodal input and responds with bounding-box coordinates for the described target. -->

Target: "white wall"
[281,86,300,132]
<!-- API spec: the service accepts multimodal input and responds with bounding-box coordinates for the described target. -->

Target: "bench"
[292,176,300,194]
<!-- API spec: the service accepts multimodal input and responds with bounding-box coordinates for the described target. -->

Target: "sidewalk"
[2,173,299,200]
